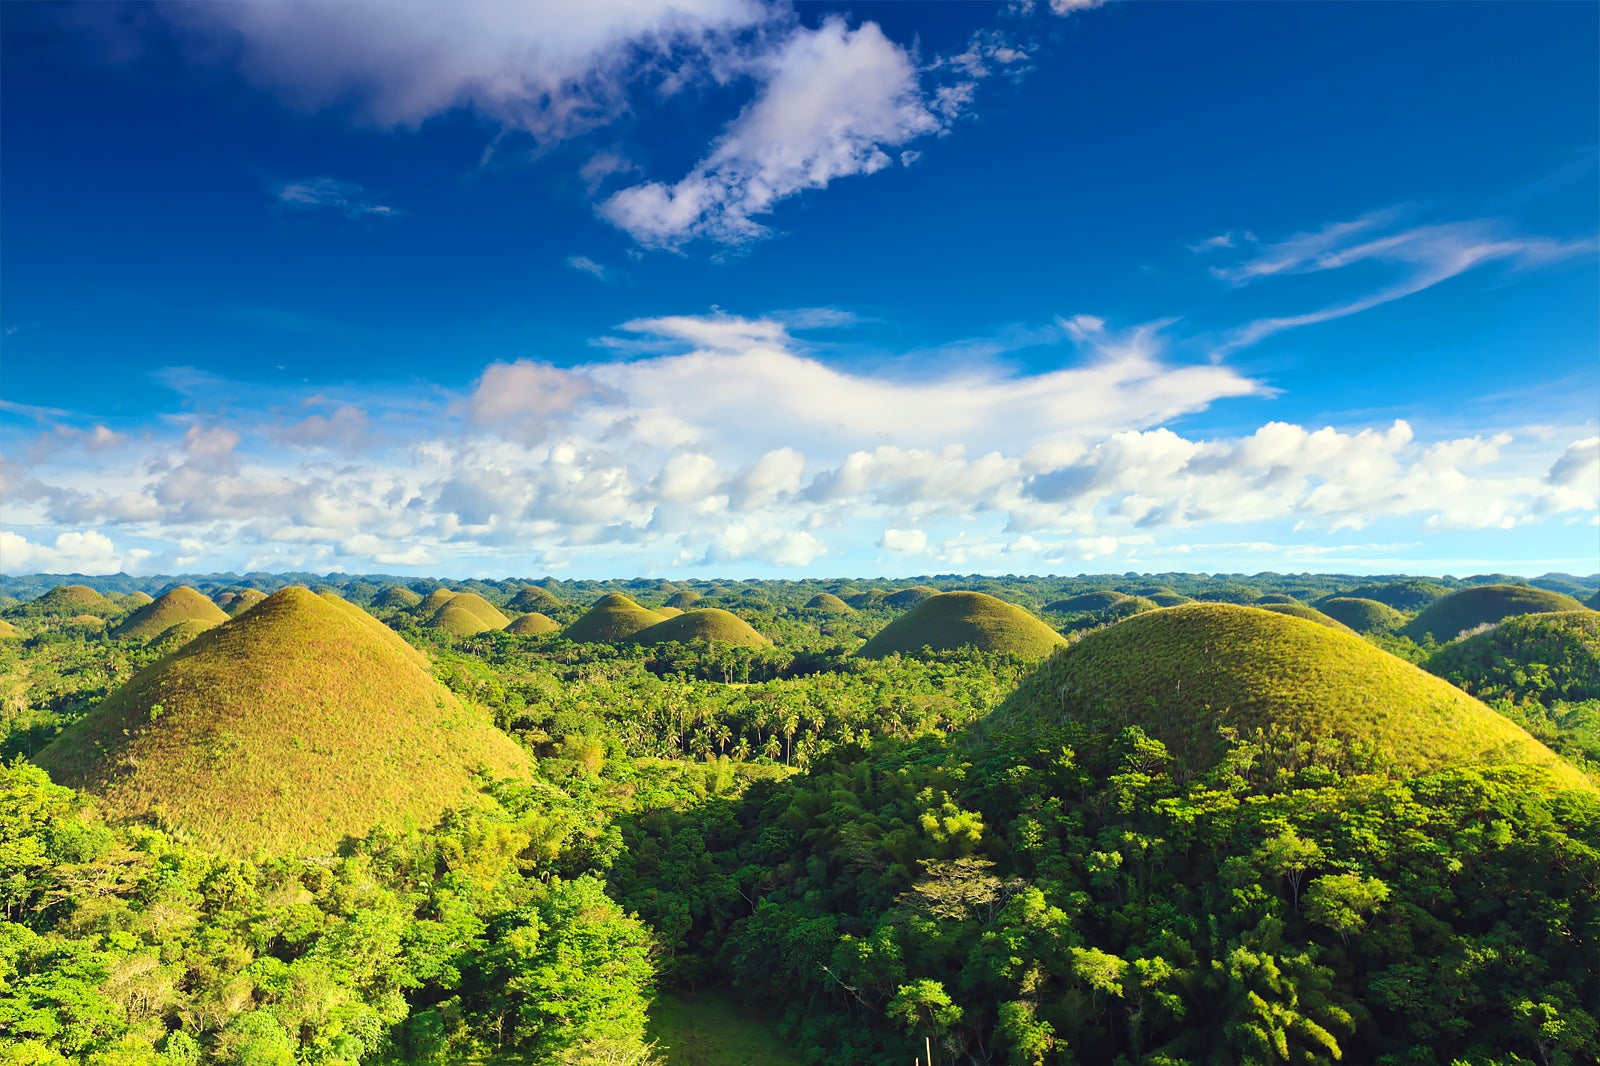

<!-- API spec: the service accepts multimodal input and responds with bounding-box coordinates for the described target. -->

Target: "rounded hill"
[16,585,116,619]
[885,585,939,609]
[857,592,1066,660]
[1425,611,1600,705]
[432,604,494,636]
[1325,580,1451,612]
[216,589,268,617]
[0,619,21,640]
[1258,601,1355,632]
[374,586,423,609]
[418,588,459,615]
[1402,585,1587,643]
[113,587,230,640]
[564,593,665,643]
[985,604,1590,790]
[430,592,508,631]
[508,585,563,612]
[629,608,770,648]
[35,587,529,855]
[120,592,155,609]
[1147,592,1194,607]
[504,612,559,636]
[665,590,703,609]
[1318,597,1407,634]
[805,592,853,613]
[1046,591,1128,613]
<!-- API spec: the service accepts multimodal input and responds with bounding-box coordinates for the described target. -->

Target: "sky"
[1,0,1597,580]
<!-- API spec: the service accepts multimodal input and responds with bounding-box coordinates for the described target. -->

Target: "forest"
[1,570,1598,1066]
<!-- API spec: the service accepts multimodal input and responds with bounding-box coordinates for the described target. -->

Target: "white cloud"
[0,530,152,576]
[565,255,611,281]
[276,177,398,219]
[878,528,928,552]
[599,17,939,246]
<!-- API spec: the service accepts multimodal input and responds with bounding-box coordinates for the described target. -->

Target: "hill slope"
[805,592,853,613]
[1403,585,1587,643]
[1323,580,1451,612]
[432,604,494,636]
[112,587,230,640]
[435,592,509,630]
[508,585,563,612]
[1045,590,1128,613]
[504,612,559,636]
[1318,597,1407,634]
[11,585,117,619]
[985,604,1590,790]
[217,589,268,617]
[1259,601,1355,633]
[1425,610,1600,705]
[35,587,529,854]
[858,592,1065,660]
[629,609,771,648]
[885,585,940,609]
[564,594,666,643]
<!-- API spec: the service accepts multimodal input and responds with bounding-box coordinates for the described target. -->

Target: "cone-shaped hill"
[35,587,528,855]
[1402,585,1588,643]
[14,585,117,619]
[665,590,703,609]
[885,585,940,609]
[1425,611,1600,705]
[120,591,155,609]
[1325,580,1451,612]
[1046,590,1128,613]
[504,612,559,636]
[655,606,685,618]
[1254,593,1300,605]
[418,588,459,615]
[805,592,853,613]
[508,585,563,612]
[629,608,770,648]
[217,589,268,617]
[151,619,218,650]
[1258,601,1355,633]
[1318,597,1407,634]
[373,586,422,609]
[984,604,1591,791]
[858,592,1066,660]
[432,605,493,636]
[113,587,230,640]
[1147,592,1194,607]
[428,592,508,632]
[563,594,666,643]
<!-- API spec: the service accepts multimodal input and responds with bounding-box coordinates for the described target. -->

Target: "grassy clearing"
[986,603,1593,791]
[36,586,528,855]
[630,608,771,648]
[647,992,804,1066]
[112,586,229,640]
[1403,585,1588,642]
[858,591,1065,660]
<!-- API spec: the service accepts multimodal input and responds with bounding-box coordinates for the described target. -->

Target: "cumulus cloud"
[0,529,152,575]
[878,528,928,553]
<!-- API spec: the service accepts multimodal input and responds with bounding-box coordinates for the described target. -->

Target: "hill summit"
[857,591,1065,660]
[985,604,1590,790]
[112,586,229,641]
[630,608,770,648]
[564,593,667,643]
[35,587,529,854]
[1402,584,1588,643]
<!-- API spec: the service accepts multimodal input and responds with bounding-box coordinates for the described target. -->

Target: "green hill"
[150,618,219,650]
[119,591,155,609]
[112,587,230,640]
[655,606,685,618]
[1254,593,1299,605]
[1425,611,1600,705]
[0,619,21,640]
[1318,597,1408,634]
[12,585,117,619]
[216,589,268,617]
[629,609,770,648]
[1259,601,1355,632]
[857,592,1066,660]
[1147,592,1194,607]
[845,590,888,610]
[35,587,529,855]
[884,585,939,609]
[985,604,1591,790]
[508,585,563,612]
[804,592,853,613]
[374,586,423,609]
[1325,580,1451,612]
[1589,590,1600,610]
[665,590,704,609]
[432,604,494,636]
[434,592,509,630]
[1402,585,1587,643]
[564,594,667,643]
[418,588,459,615]
[504,612,559,636]
[1045,590,1128,613]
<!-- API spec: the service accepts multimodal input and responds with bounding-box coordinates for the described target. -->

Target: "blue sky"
[2,0,1596,579]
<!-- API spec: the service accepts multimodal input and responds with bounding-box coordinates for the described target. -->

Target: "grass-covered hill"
[564,593,667,643]
[629,608,771,648]
[9,584,118,620]
[858,591,1066,660]
[845,590,888,610]
[34,586,529,854]
[1318,596,1408,633]
[1425,610,1600,705]
[150,618,218,650]
[1402,584,1588,643]
[216,588,268,616]
[1325,579,1451,612]
[433,592,509,630]
[665,590,704,609]
[1259,600,1355,632]
[120,591,155,609]
[1045,590,1129,613]
[432,604,495,636]
[1254,593,1300,605]
[655,606,685,618]
[1146,591,1194,606]
[884,585,939,609]
[508,584,563,612]
[504,612,559,636]
[374,585,423,609]
[804,592,853,613]
[985,603,1591,790]
[418,588,459,615]
[1589,589,1600,610]
[112,586,230,640]
[0,618,21,639]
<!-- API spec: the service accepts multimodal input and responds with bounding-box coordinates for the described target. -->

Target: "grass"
[984,603,1592,791]
[112,587,230,640]
[1402,585,1588,643]
[507,585,563,612]
[647,991,804,1066]
[120,591,155,608]
[0,619,20,639]
[564,593,668,643]
[375,586,423,609]
[419,588,460,615]
[1046,590,1129,613]
[35,586,529,855]
[1258,601,1356,632]
[1318,597,1407,634]
[1147,592,1194,607]
[218,588,269,616]
[665,590,704,609]
[885,584,940,608]
[858,591,1066,660]
[1425,610,1600,704]
[804,592,853,613]
[440,593,510,629]
[1324,579,1451,612]
[10,584,117,619]
[845,590,888,609]
[150,618,219,649]
[655,606,685,618]
[630,608,771,648]
[432,604,494,636]
[504,612,559,636]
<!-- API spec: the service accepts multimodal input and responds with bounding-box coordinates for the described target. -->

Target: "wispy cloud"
[276,177,399,220]
[565,255,611,281]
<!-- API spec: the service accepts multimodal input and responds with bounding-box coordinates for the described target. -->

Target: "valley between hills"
[2,571,1598,1066]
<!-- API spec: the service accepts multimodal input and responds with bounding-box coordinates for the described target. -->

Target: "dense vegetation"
[2,570,1597,1066]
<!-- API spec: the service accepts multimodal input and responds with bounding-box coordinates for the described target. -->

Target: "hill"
[418,588,459,615]
[984,604,1590,790]
[433,592,509,630]
[119,591,155,609]
[1146,591,1194,607]
[804,592,853,613]
[629,609,770,648]
[1318,597,1407,634]
[432,604,494,636]
[508,585,563,612]
[34,587,529,854]
[150,618,219,650]
[1046,590,1129,613]
[1590,590,1600,610]
[884,585,939,609]
[564,594,667,643]
[1425,611,1600,705]
[857,592,1066,660]
[374,586,423,609]
[0,619,21,640]
[1402,585,1587,643]
[216,589,268,617]
[504,612,559,636]
[1259,601,1355,632]
[845,590,887,610]
[10,585,117,619]
[112,587,230,640]
[665,590,704,609]
[1324,580,1450,612]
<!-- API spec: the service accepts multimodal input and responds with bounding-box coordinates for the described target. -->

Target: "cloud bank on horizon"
[2,0,1596,578]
